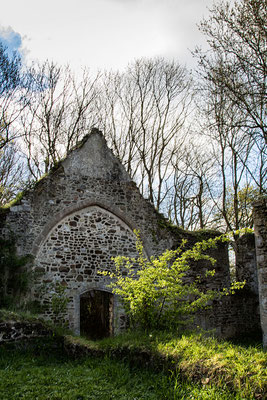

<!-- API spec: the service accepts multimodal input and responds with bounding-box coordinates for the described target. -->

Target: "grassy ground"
[0,310,266,399]
[66,330,267,399]
[0,341,241,400]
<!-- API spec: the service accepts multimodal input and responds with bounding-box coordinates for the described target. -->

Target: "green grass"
[66,330,266,399]
[0,341,239,400]
[1,311,266,399]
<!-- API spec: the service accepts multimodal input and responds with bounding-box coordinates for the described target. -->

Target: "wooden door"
[80,290,113,339]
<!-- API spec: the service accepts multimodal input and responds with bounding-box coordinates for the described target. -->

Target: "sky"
[0,0,216,73]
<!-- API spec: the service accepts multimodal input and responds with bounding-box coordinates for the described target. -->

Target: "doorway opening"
[80,290,113,340]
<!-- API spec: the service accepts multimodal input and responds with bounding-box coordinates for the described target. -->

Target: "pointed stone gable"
[1,128,181,334]
[63,129,131,182]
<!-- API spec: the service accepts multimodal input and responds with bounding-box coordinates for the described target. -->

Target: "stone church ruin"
[0,129,266,345]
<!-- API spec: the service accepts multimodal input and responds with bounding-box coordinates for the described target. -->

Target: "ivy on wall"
[0,238,33,309]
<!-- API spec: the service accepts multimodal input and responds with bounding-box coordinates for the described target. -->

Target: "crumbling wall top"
[62,128,131,181]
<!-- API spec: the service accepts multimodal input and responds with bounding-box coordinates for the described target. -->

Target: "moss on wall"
[0,238,33,309]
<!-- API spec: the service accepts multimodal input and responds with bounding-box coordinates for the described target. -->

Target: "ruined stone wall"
[1,176,231,331]
[0,320,53,344]
[196,290,260,339]
[236,233,258,295]
[1,166,173,260]
[1,130,246,337]
[0,132,185,333]
[253,198,267,348]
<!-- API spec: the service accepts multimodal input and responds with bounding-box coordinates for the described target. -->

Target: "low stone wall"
[0,320,53,343]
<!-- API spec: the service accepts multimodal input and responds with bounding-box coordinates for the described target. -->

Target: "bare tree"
[196,76,263,240]
[21,61,101,179]
[165,139,217,230]
[0,142,26,205]
[195,0,267,146]
[0,41,33,151]
[99,57,193,210]
[0,41,37,205]
[97,70,141,179]
[192,0,266,239]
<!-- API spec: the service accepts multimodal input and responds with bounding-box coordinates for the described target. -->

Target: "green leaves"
[50,282,69,326]
[102,230,245,331]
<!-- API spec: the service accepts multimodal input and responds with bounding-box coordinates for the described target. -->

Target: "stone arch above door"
[32,200,150,258]
[33,205,144,332]
[35,205,143,279]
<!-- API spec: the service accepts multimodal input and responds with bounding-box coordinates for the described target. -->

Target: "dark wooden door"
[80,290,113,340]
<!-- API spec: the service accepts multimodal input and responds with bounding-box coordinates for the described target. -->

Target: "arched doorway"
[33,205,149,334]
[80,290,113,340]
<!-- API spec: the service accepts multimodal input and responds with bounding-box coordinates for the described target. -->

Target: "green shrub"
[101,231,244,331]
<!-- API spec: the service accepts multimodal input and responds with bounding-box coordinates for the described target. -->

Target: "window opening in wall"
[229,244,236,283]
[80,290,113,340]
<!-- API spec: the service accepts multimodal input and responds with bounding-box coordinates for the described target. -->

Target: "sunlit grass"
[68,330,266,399]
[1,310,266,399]
[0,342,240,400]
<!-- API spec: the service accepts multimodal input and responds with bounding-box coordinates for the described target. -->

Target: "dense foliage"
[101,231,244,331]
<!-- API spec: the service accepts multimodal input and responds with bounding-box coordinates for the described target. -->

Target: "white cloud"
[0,26,22,53]
[0,0,217,72]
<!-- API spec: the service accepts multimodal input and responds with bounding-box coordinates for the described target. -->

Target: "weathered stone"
[0,321,53,343]
[34,267,45,273]
[236,233,258,294]
[0,128,259,341]
[253,197,267,348]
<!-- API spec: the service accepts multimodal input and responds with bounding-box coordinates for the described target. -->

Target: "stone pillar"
[253,198,267,349]
[236,233,258,295]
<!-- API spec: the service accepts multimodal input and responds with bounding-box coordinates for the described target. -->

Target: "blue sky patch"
[0,27,22,57]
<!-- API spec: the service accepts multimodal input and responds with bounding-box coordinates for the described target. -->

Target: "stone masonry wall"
[1,129,257,339]
[34,205,141,333]
[0,320,53,344]
[236,233,258,295]
[253,198,267,348]
[1,131,184,334]
[196,290,260,339]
